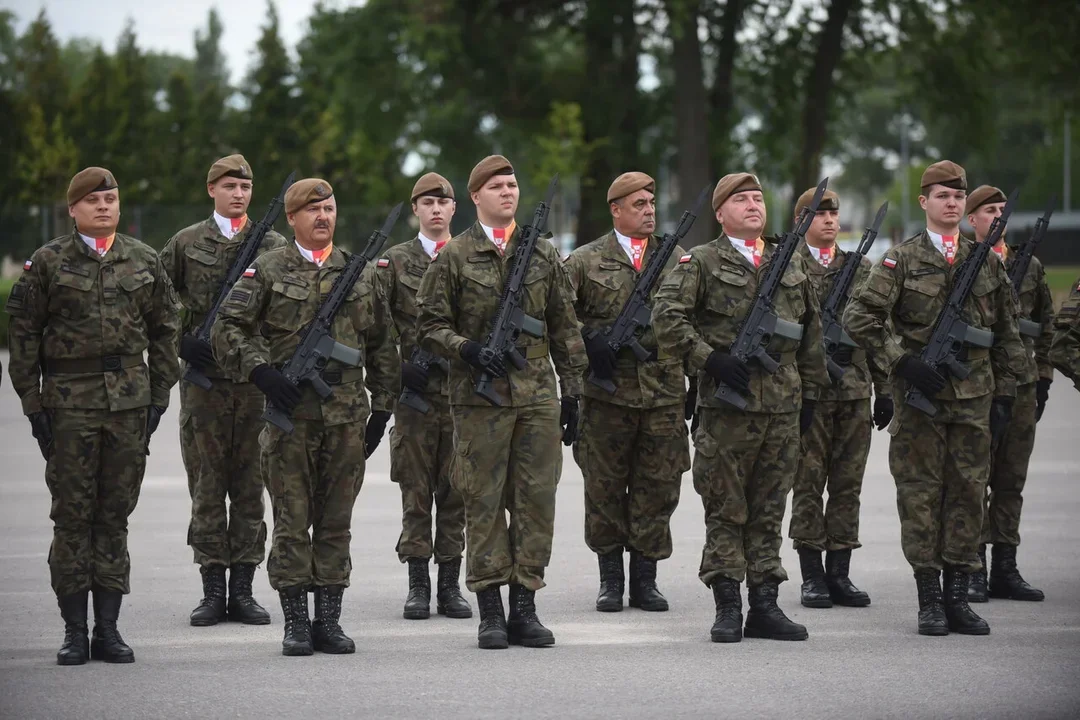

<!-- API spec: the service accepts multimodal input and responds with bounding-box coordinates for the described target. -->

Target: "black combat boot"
[403,558,431,620]
[988,544,1044,601]
[189,565,227,626]
[825,549,871,607]
[943,566,990,635]
[709,579,743,643]
[797,548,833,608]
[595,550,624,613]
[475,587,508,650]
[228,564,271,625]
[278,586,314,656]
[89,589,135,663]
[628,550,668,612]
[56,591,89,666]
[312,585,355,654]
[507,584,555,647]
[436,558,472,618]
[914,569,948,636]
[968,544,989,603]
[744,583,808,641]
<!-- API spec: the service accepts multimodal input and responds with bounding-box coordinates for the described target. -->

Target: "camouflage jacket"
[210,241,400,425]
[652,234,829,413]
[415,221,587,407]
[564,231,686,409]
[843,231,1025,400]
[1002,252,1054,386]
[798,242,890,402]
[1050,277,1080,387]
[5,231,182,414]
[160,215,287,378]
[375,237,447,397]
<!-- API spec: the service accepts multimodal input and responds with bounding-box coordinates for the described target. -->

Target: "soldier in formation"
[1050,278,1080,389]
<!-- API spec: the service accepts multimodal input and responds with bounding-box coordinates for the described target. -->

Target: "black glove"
[895,354,946,397]
[460,340,506,378]
[990,396,1013,447]
[584,330,617,380]
[146,405,165,438]
[1035,378,1051,422]
[365,410,392,458]
[873,396,894,431]
[179,335,215,371]
[704,351,751,395]
[401,361,430,392]
[831,345,855,366]
[250,364,302,413]
[28,411,52,460]
[685,376,698,428]
[800,400,816,435]
[560,396,580,446]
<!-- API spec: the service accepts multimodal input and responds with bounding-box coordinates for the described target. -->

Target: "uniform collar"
[212,211,248,240]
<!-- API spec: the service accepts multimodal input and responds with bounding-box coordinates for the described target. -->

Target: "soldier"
[376,172,471,621]
[788,187,891,610]
[653,172,829,643]
[564,171,690,613]
[5,167,182,665]
[964,185,1052,603]
[160,154,287,627]
[210,178,399,656]
[843,161,1026,637]
[415,155,587,650]
[1050,278,1080,389]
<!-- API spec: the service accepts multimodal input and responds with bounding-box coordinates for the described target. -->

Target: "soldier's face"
[472,174,519,225]
[208,177,253,218]
[611,189,656,237]
[413,196,456,236]
[717,191,766,238]
[920,185,966,230]
[805,208,839,246]
[288,197,337,248]
[69,189,120,236]
[968,201,1006,244]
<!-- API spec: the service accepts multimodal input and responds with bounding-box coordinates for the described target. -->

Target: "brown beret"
[284,178,334,214]
[794,187,839,217]
[920,160,967,191]
[207,154,253,184]
[411,172,455,202]
[964,185,1006,216]
[607,172,656,203]
[67,167,117,206]
[712,172,762,211]
[467,155,514,193]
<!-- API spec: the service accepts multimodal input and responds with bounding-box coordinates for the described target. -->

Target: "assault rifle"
[185,171,295,390]
[713,177,829,409]
[474,175,558,407]
[263,203,403,432]
[398,347,451,414]
[822,200,888,382]
[905,188,1019,417]
[587,185,710,394]
[1008,196,1055,338]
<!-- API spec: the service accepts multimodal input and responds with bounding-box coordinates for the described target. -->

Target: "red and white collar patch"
[882,257,897,269]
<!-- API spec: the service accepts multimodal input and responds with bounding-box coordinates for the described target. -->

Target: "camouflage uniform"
[415,221,587,592]
[160,216,287,568]
[1050,278,1080,389]
[210,242,399,591]
[564,232,690,561]
[652,236,828,587]
[5,231,182,596]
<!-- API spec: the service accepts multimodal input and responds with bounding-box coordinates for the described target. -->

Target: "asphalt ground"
[1,351,1078,719]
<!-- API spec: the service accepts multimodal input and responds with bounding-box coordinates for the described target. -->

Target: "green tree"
[245,2,299,198]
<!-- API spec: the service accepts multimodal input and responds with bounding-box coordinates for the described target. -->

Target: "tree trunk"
[707,0,748,175]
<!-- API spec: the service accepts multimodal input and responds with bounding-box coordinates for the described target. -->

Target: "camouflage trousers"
[789,398,871,552]
[45,407,148,596]
[889,393,991,573]
[983,382,1037,546]
[451,400,561,593]
[390,395,466,564]
[692,407,798,587]
[259,418,365,591]
[573,398,688,559]
[180,379,266,568]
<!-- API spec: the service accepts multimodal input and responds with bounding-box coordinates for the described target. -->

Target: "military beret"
[207,154,253,184]
[712,172,762,211]
[920,160,967,191]
[411,172,455,202]
[964,185,1006,216]
[607,171,656,203]
[284,178,334,214]
[467,155,514,193]
[67,167,117,206]
[794,187,839,217]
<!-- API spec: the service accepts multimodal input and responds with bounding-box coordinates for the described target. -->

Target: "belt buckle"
[103,356,122,372]
[322,370,342,385]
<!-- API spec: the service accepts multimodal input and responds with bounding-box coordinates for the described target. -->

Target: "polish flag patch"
[679,254,692,264]
[377,258,390,268]
[23,260,33,271]
[882,257,897,269]
[242,267,256,278]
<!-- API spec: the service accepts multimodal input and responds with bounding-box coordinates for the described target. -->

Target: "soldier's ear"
[207,183,216,199]
[68,205,76,219]
[286,212,296,228]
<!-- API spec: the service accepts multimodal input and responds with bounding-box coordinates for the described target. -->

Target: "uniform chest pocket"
[970,273,1000,327]
[585,264,628,318]
[397,269,423,317]
[899,271,945,325]
[343,281,375,336]
[266,279,312,331]
[184,242,220,268]
[705,267,750,317]
[460,258,500,316]
[777,271,806,320]
[51,268,97,319]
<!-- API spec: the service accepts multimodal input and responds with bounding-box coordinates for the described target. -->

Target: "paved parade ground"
[1,351,1078,719]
